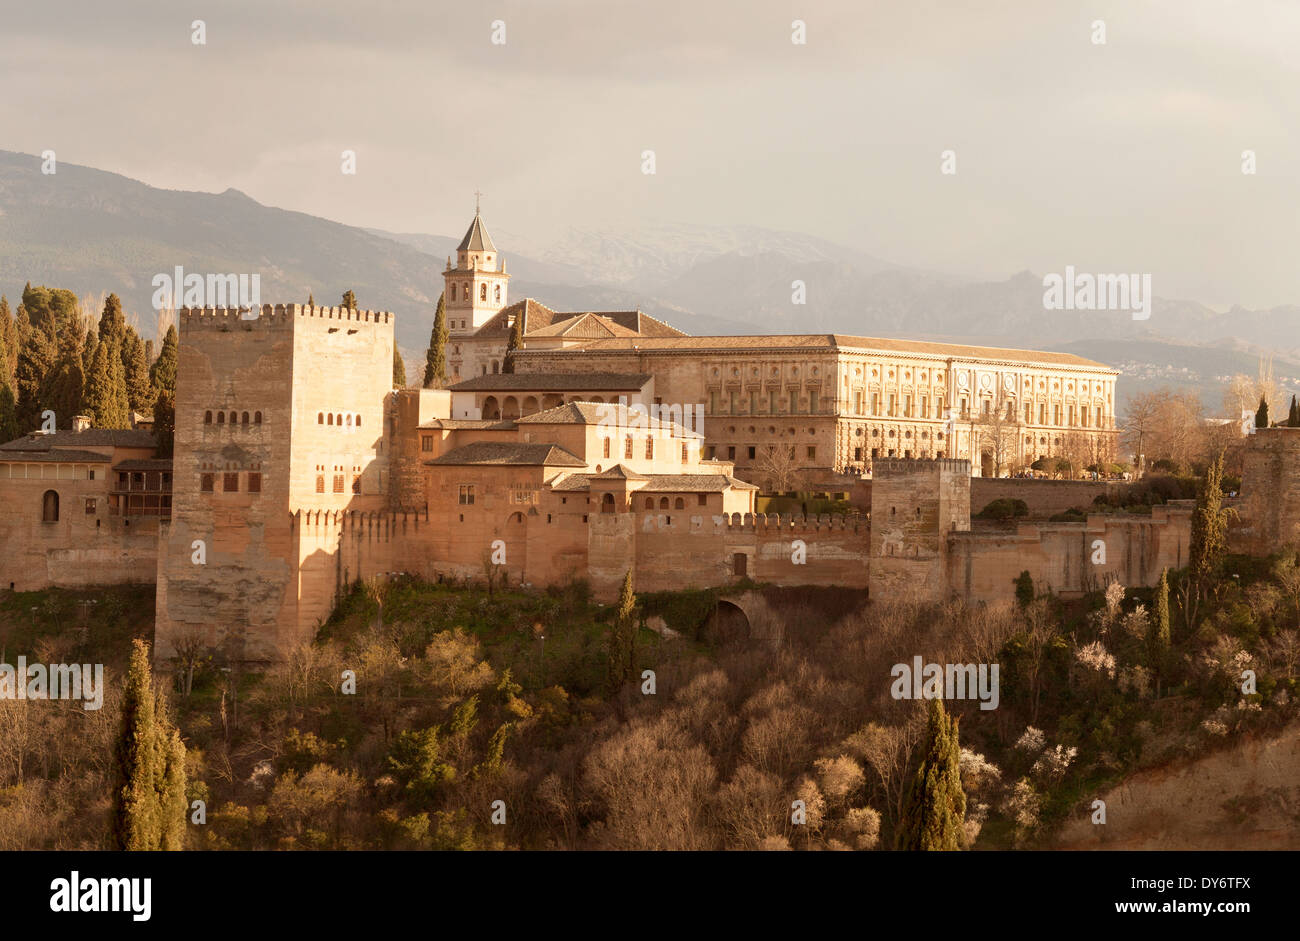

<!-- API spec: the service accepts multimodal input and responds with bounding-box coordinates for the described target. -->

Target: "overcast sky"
[4,0,1300,309]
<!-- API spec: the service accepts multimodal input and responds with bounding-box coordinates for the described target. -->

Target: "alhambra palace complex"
[0,211,1293,660]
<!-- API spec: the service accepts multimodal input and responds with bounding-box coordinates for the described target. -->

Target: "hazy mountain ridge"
[3,150,1298,411]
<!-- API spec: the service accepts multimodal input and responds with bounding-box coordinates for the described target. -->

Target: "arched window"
[328,414,334,426]
[659,497,669,510]
[644,497,654,509]
[355,415,361,427]
[204,410,212,424]
[254,412,262,424]
[216,412,225,424]
[346,414,353,427]
[601,493,615,514]
[241,412,249,425]
[495,285,501,302]
[491,361,500,374]
[41,490,59,522]
[674,497,685,509]
[461,282,468,298]
[480,284,487,301]
[317,412,324,424]
[229,412,237,425]
[603,438,611,458]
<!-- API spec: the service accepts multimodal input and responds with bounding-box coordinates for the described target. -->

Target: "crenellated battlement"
[180,304,394,330]
[636,511,866,535]
[873,457,971,476]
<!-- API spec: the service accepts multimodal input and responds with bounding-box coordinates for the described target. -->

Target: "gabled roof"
[457,212,497,253]
[590,464,648,480]
[510,334,1112,369]
[0,429,157,451]
[471,299,688,340]
[526,313,640,339]
[425,441,585,467]
[548,472,756,493]
[515,401,702,438]
[446,372,652,393]
[0,448,114,463]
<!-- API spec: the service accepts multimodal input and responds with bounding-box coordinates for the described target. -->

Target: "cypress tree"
[1014,570,1034,609]
[1255,395,1269,429]
[22,284,79,342]
[112,639,187,851]
[307,290,315,307]
[423,292,448,388]
[152,389,175,458]
[122,328,154,412]
[606,570,638,688]
[98,293,127,347]
[342,290,357,310]
[15,317,57,432]
[393,347,406,388]
[0,327,17,442]
[81,328,98,384]
[0,295,16,384]
[84,337,131,429]
[1289,395,1300,428]
[150,324,178,396]
[895,698,966,851]
[1149,568,1171,695]
[502,312,523,374]
[41,323,86,428]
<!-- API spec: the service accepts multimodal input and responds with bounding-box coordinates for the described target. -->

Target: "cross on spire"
[474,189,483,214]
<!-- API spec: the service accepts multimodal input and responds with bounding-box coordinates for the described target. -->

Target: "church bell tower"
[443,194,509,336]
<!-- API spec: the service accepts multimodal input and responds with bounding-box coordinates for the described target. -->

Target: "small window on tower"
[495,285,501,302]
[450,285,457,301]
[247,473,261,493]
[480,284,487,301]
[333,474,344,493]
[315,475,324,494]
[223,473,239,492]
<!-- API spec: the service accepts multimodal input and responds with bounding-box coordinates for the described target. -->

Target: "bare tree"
[974,406,1022,476]
[755,444,803,492]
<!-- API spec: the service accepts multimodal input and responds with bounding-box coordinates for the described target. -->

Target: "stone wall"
[970,477,1132,518]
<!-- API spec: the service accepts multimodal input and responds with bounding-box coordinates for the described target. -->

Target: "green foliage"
[22,283,80,341]
[975,497,1029,520]
[121,328,153,412]
[15,317,56,432]
[605,570,638,689]
[83,336,131,429]
[895,698,966,850]
[393,346,406,388]
[1014,570,1034,609]
[42,322,86,428]
[1255,395,1269,429]
[502,311,523,374]
[152,389,175,458]
[341,290,357,310]
[387,726,456,803]
[423,293,448,388]
[97,293,126,347]
[112,638,187,850]
[1288,395,1300,428]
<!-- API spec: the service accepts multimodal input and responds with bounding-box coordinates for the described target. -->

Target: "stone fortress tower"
[155,303,395,661]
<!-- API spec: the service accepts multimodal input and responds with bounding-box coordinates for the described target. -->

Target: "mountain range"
[2,149,1298,411]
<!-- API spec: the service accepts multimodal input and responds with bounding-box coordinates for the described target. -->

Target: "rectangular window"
[871,393,880,415]
[681,443,688,464]
[200,473,215,493]
[603,438,611,459]
[421,436,433,453]
[459,484,475,505]
[1039,403,1047,424]
[698,493,707,506]
[1081,406,1090,427]
[1055,405,1062,425]
[889,394,896,417]
[807,446,816,460]
[769,390,778,413]
[747,446,756,460]
[982,400,991,417]
[749,392,757,414]
[248,473,261,493]
[332,474,344,493]
[624,436,634,459]
[709,391,718,414]
[224,472,239,492]
[1024,403,1032,423]
[905,395,912,417]
[315,475,324,494]
[921,395,928,418]
[84,498,96,514]
[727,446,736,460]
[729,391,739,413]
[645,438,654,459]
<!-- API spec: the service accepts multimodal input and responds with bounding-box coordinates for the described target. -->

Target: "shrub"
[976,498,1029,521]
